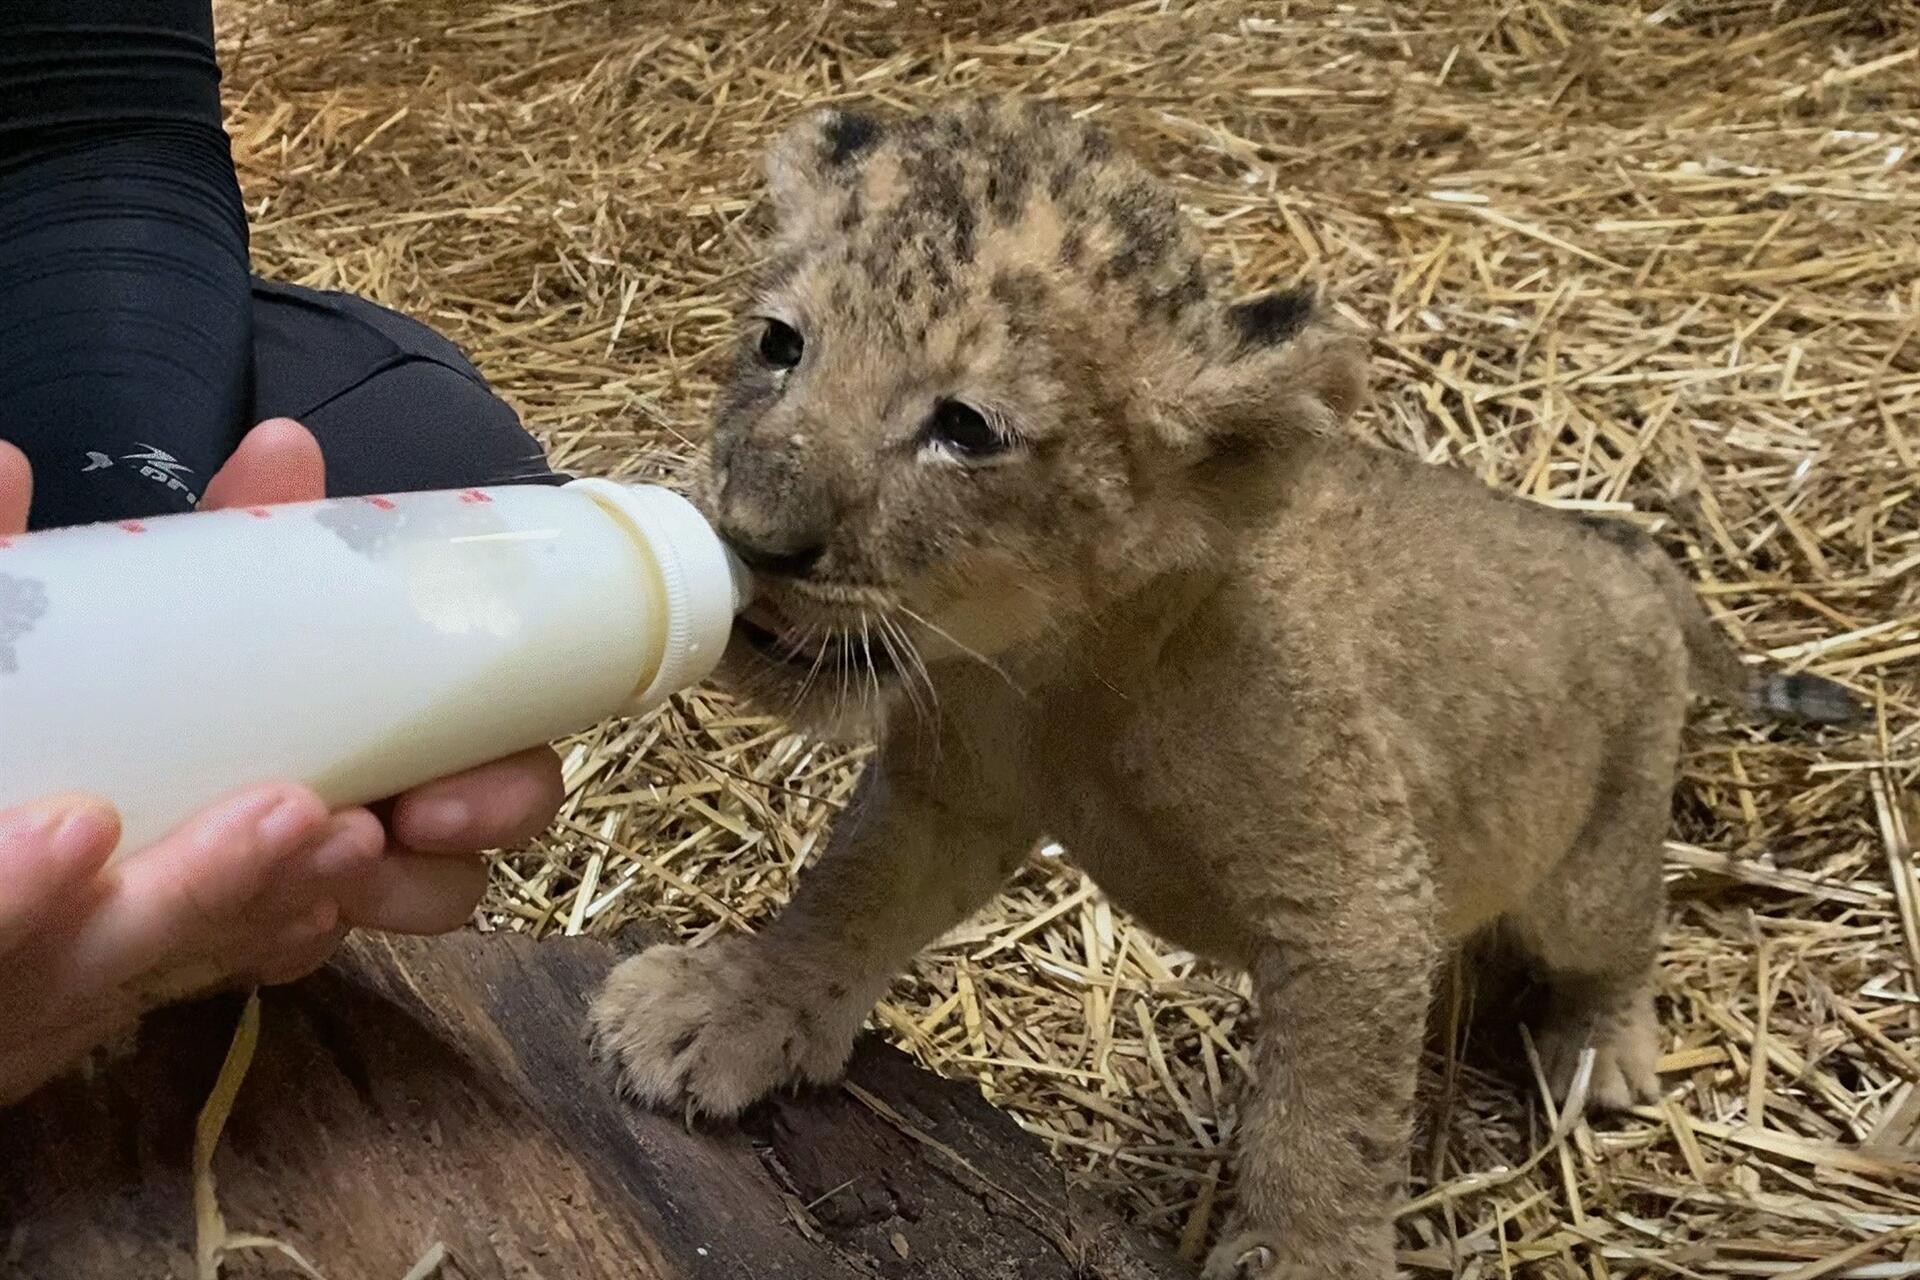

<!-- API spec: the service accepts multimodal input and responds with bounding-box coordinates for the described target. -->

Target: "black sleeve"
[0,0,254,531]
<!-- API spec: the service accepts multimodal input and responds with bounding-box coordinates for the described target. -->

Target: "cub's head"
[706,98,1364,732]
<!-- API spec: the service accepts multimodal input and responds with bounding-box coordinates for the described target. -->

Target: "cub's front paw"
[589,938,865,1119]
[1201,1233,1314,1280]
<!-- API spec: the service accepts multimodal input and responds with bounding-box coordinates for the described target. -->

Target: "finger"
[222,894,340,989]
[55,784,329,990]
[249,807,385,924]
[85,808,380,1011]
[252,917,349,988]
[335,852,489,936]
[387,747,564,854]
[0,440,31,535]
[0,795,120,952]
[200,418,325,511]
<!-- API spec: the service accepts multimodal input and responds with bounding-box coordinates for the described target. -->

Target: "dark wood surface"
[1,930,1186,1280]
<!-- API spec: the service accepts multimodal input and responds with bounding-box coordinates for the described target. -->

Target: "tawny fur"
[590,98,1861,1280]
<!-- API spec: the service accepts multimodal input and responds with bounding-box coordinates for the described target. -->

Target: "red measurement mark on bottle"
[119,520,148,534]
[361,496,397,511]
[245,507,273,519]
[457,489,493,505]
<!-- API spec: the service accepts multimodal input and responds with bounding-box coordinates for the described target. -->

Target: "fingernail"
[410,797,471,843]
[306,822,381,878]
[51,803,119,863]
[257,795,320,853]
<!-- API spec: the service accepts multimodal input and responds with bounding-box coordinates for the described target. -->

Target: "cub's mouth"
[735,599,898,677]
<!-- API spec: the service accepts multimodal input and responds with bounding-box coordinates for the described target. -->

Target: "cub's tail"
[1581,516,1867,728]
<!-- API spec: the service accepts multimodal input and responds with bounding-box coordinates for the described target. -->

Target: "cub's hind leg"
[1506,731,1681,1113]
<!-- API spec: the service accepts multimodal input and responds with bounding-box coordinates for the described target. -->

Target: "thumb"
[201,419,326,511]
[0,441,31,536]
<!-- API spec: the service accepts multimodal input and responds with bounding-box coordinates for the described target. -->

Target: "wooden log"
[0,930,1187,1280]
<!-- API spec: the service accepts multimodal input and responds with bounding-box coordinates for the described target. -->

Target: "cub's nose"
[713,443,833,580]
[719,525,826,581]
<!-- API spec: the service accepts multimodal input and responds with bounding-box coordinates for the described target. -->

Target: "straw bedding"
[217,1,1918,1273]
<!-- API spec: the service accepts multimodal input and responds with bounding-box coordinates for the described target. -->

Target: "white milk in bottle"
[0,480,749,856]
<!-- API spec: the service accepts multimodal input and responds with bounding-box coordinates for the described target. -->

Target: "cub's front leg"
[590,766,1031,1118]
[1204,827,1437,1280]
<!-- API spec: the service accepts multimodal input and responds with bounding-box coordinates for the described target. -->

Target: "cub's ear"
[1155,284,1368,456]
[1226,286,1320,349]
[763,105,887,242]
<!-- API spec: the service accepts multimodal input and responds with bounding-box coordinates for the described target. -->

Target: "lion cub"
[591,99,1859,1278]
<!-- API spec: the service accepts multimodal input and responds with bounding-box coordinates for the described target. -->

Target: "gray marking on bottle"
[316,500,406,558]
[0,573,48,675]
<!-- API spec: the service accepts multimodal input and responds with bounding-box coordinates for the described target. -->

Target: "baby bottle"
[0,480,749,857]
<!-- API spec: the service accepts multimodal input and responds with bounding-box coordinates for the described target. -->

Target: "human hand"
[0,423,563,1104]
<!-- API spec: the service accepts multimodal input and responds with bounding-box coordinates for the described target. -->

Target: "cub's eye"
[925,399,1006,458]
[757,320,804,370]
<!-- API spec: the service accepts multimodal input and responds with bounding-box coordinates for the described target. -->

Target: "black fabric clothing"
[0,0,228,164]
[251,280,561,499]
[1,0,254,527]
[0,0,556,532]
